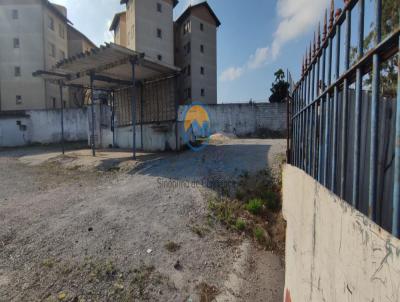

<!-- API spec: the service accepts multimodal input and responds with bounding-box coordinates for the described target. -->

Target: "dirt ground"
[0,139,286,302]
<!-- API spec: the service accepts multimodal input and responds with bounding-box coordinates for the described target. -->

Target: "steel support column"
[130,59,137,160]
[90,71,96,157]
[59,82,65,155]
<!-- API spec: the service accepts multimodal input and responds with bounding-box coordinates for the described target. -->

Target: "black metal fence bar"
[289,0,400,236]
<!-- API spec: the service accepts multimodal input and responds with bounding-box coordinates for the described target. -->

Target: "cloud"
[104,19,114,43]
[247,47,270,69]
[220,67,244,82]
[271,0,329,58]
[220,0,329,82]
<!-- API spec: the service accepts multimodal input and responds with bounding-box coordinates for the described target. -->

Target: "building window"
[187,87,192,99]
[200,23,204,31]
[157,28,162,39]
[14,66,21,77]
[48,16,54,30]
[200,44,204,53]
[157,54,162,61]
[200,66,204,75]
[12,9,18,20]
[187,65,191,76]
[59,24,65,39]
[157,3,162,12]
[201,89,205,97]
[49,43,56,57]
[52,97,56,108]
[59,50,65,59]
[13,38,20,48]
[183,21,191,35]
[16,95,22,105]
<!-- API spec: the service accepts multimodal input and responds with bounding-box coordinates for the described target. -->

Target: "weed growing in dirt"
[253,226,265,244]
[190,224,209,238]
[164,241,181,252]
[208,198,241,226]
[235,218,246,231]
[207,167,286,254]
[244,198,263,215]
[197,282,219,302]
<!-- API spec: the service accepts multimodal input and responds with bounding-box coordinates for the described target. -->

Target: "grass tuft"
[164,241,181,253]
[244,199,263,215]
[235,218,246,231]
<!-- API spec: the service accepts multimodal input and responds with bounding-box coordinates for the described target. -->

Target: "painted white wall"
[0,108,87,147]
[179,103,287,136]
[282,165,400,302]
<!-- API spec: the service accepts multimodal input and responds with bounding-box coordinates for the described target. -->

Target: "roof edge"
[120,0,179,8]
[110,11,126,31]
[175,1,221,27]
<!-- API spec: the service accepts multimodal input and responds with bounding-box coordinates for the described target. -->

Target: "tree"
[269,69,289,103]
[349,0,399,98]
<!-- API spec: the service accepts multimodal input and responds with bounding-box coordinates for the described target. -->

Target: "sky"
[50,0,357,103]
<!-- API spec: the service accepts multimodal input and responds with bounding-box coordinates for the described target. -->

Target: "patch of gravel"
[0,139,286,302]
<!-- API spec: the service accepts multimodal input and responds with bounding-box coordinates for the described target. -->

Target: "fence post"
[368,0,382,221]
[392,32,400,237]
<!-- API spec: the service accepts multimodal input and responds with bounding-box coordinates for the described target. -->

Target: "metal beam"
[90,72,96,157]
[130,58,137,160]
[92,74,132,86]
[59,82,65,155]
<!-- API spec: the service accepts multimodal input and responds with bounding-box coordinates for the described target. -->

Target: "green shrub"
[261,191,280,211]
[245,199,263,215]
[235,219,246,231]
[253,227,265,243]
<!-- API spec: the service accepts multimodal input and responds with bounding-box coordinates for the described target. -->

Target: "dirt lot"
[0,139,286,302]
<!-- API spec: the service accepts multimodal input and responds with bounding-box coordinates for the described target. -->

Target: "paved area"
[0,139,286,302]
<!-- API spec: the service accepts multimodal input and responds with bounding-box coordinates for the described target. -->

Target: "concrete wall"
[91,102,286,151]
[0,108,87,147]
[179,103,287,137]
[90,103,182,152]
[282,164,400,302]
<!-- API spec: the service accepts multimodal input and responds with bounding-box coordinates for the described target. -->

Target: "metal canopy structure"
[34,43,181,159]
[34,43,179,89]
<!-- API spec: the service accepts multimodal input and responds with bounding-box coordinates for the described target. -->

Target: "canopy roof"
[34,43,180,89]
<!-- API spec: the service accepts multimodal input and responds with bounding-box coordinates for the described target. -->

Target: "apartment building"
[114,0,177,66]
[110,12,127,47]
[0,0,94,111]
[111,0,220,104]
[174,2,220,104]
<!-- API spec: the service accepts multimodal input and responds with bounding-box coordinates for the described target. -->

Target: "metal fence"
[289,0,399,236]
[114,75,178,127]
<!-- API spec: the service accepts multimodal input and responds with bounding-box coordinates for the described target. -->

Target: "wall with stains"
[282,164,400,302]
[0,109,87,147]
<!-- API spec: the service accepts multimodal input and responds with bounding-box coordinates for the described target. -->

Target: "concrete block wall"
[179,102,287,137]
[282,164,400,302]
[0,108,87,147]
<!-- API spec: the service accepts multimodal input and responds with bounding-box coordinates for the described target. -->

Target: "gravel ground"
[0,139,286,302]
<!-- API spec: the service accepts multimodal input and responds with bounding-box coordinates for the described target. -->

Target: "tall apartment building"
[0,0,95,111]
[112,0,177,66]
[110,0,220,104]
[174,2,220,104]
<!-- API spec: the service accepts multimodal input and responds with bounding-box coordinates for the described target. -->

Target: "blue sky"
[51,0,357,103]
